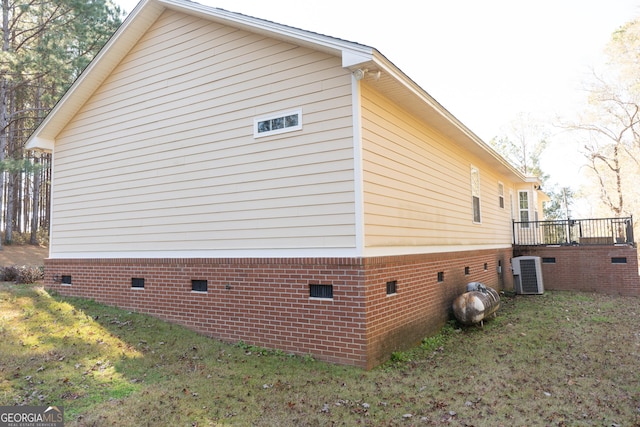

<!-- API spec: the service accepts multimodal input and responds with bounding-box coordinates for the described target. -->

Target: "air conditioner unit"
[512,256,544,295]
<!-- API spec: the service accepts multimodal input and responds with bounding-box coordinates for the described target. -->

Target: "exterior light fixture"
[353,69,381,81]
[353,69,367,80]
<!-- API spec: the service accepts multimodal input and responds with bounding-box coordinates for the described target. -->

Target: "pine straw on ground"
[0,244,48,267]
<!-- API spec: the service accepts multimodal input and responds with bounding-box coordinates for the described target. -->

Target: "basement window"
[611,257,627,264]
[309,284,333,299]
[437,272,445,283]
[61,275,72,285]
[191,279,208,292]
[464,266,470,275]
[131,278,145,289]
[254,109,302,138]
[542,257,556,264]
[386,280,397,295]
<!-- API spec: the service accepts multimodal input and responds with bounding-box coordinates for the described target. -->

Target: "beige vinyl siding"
[361,84,516,248]
[50,10,356,254]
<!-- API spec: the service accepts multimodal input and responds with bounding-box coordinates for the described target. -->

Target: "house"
[25,0,547,369]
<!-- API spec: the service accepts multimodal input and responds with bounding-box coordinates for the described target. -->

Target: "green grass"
[1,283,639,426]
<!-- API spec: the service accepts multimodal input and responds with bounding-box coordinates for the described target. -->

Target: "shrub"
[1,265,21,282]
[16,266,44,284]
[1,265,44,284]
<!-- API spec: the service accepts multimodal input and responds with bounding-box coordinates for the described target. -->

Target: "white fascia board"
[367,52,527,182]
[24,0,163,146]
[160,0,374,61]
[25,0,372,148]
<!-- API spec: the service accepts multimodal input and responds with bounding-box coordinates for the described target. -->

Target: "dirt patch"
[0,244,48,267]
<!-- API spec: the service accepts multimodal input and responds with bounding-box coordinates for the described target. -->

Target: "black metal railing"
[513,216,634,246]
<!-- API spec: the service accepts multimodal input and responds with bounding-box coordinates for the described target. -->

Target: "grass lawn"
[0,282,638,426]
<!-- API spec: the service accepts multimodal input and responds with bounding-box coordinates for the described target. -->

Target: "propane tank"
[452,282,500,325]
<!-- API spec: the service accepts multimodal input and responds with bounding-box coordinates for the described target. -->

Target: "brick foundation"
[361,249,512,367]
[44,248,512,369]
[513,245,640,296]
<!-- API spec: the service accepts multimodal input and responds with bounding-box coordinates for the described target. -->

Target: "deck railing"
[513,216,634,246]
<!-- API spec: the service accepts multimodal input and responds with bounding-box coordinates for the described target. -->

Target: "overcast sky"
[114,0,640,188]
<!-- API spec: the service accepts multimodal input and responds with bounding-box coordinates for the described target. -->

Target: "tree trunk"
[0,0,9,250]
[6,170,14,244]
[30,156,40,245]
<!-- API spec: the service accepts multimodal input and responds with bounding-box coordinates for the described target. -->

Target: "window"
[61,275,72,285]
[310,284,333,299]
[519,190,530,227]
[510,191,515,219]
[471,166,481,223]
[254,109,302,137]
[131,278,145,288]
[191,280,208,292]
[464,266,470,275]
[437,272,445,282]
[611,257,627,264]
[498,182,505,208]
[386,280,397,295]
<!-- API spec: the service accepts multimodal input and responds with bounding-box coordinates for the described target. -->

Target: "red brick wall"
[513,246,640,296]
[361,248,513,368]
[43,248,513,369]
[45,257,369,367]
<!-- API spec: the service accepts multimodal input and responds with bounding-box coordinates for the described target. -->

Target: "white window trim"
[498,181,505,209]
[471,165,481,224]
[509,190,515,220]
[254,109,302,138]
[518,190,530,227]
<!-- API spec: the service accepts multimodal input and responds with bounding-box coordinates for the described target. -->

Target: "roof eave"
[160,0,374,61]
[25,137,54,152]
[26,0,166,152]
[346,51,527,182]
[25,0,374,152]
[24,0,526,185]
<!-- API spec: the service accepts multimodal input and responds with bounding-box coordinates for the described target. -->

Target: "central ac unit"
[512,256,544,294]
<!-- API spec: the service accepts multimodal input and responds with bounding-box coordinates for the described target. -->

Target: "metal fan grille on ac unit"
[519,259,540,294]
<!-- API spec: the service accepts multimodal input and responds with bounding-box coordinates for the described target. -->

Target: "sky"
[115,0,640,189]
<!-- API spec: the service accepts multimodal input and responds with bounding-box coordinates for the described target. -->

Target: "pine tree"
[0,0,122,246]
